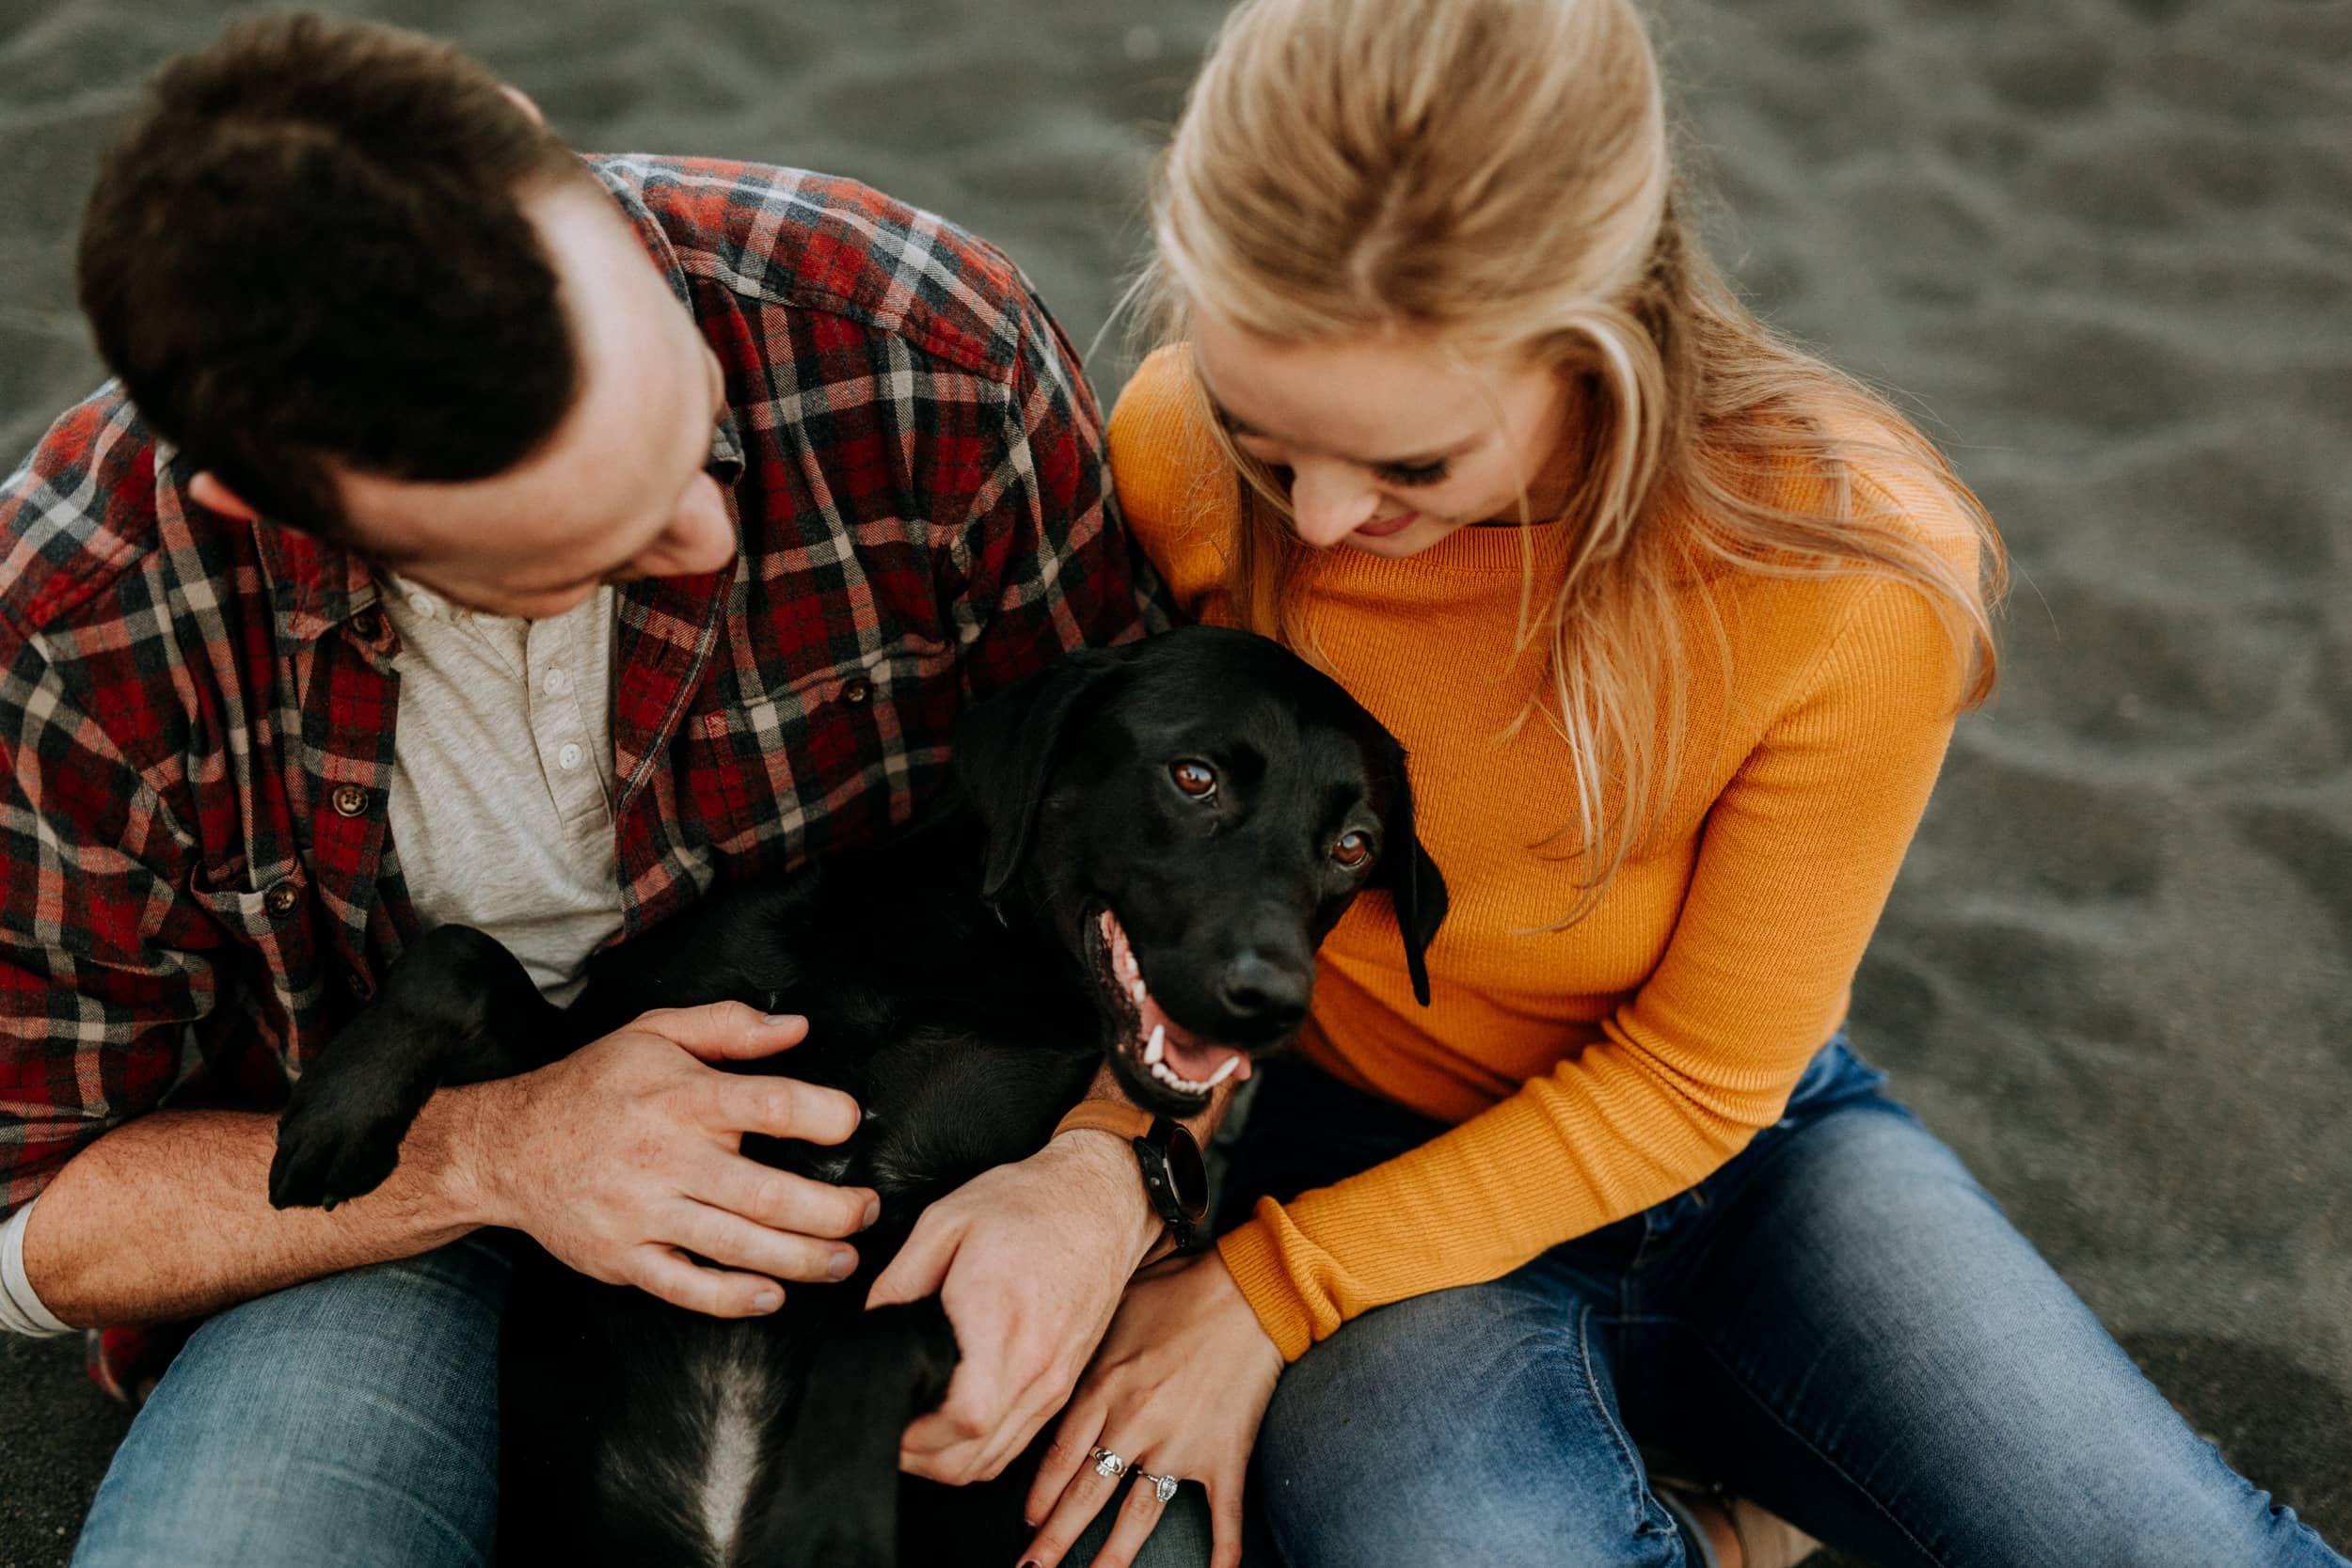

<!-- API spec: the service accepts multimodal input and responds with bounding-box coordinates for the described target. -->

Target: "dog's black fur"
[267,626,1447,1567]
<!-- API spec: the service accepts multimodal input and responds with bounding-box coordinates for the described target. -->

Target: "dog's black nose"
[1219,951,1312,1027]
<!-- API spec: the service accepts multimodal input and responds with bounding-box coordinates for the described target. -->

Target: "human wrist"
[1197,1243,1281,1371]
[1209,1219,1312,1363]
[424,1079,509,1231]
[1047,1125,1165,1265]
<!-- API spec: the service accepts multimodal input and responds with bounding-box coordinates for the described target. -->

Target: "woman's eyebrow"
[1209,400,1474,468]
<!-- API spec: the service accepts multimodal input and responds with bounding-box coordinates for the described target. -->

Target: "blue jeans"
[71,1040,2344,1567]
[63,1234,1207,1568]
[73,1233,508,1567]
[1221,1037,2346,1568]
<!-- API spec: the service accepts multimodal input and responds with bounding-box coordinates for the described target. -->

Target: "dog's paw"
[268,1090,413,1211]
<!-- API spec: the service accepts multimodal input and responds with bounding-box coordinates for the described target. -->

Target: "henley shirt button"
[558,742,583,771]
[842,677,873,706]
[406,593,436,619]
[330,784,369,817]
[350,610,384,641]
[264,881,301,917]
[543,668,571,697]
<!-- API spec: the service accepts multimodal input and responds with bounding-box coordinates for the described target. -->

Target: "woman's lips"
[1353,512,1418,539]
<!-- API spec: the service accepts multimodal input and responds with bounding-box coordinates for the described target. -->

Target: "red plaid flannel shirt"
[0,154,1161,1218]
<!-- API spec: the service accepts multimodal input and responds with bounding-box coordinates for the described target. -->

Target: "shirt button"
[406,593,436,619]
[350,610,384,641]
[330,783,370,817]
[841,676,873,706]
[264,880,301,917]
[543,668,571,697]
[558,742,583,771]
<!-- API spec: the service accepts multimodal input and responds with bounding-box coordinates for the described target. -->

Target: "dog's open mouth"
[1095,909,1253,1103]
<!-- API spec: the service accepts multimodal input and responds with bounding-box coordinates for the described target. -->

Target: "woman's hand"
[1021,1248,1283,1568]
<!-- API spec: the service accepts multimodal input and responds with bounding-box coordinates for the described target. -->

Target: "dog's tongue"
[1101,907,1254,1089]
[1138,993,1252,1085]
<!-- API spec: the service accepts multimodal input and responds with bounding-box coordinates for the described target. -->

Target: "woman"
[1020,1,2349,1566]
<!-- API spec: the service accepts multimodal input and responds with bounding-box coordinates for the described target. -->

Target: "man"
[0,16,1214,1563]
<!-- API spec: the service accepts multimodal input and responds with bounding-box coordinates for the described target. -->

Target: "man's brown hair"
[76,13,588,535]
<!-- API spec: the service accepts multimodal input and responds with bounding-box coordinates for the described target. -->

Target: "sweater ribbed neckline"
[1309,517,1584,586]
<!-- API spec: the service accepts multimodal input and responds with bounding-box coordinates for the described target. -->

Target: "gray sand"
[2,1,2346,1563]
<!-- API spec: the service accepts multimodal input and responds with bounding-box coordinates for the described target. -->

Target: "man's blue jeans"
[73,1231,508,1566]
[72,1038,2344,1566]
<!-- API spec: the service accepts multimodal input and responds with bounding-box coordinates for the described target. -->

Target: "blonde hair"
[1145,0,2005,923]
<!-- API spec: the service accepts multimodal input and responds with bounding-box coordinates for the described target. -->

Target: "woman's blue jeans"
[72,1038,2344,1567]
[1217,1037,2344,1568]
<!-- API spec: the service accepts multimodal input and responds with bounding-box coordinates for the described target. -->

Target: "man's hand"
[865,1129,1160,1484]
[462,1002,881,1319]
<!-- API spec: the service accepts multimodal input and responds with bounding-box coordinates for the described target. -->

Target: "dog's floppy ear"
[1376,744,1450,1006]
[955,646,1127,900]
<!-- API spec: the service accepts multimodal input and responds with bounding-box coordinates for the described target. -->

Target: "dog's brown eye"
[1170,760,1218,799]
[1333,831,1372,868]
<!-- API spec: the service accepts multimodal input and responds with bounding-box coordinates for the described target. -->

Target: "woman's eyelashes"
[1252,451,1452,490]
[1229,426,1454,490]
[1377,459,1451,487]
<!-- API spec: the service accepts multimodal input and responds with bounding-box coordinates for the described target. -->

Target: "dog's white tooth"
[1143,1048,1213,1097]
[1131,980,1147,1004]
[1145,1024,1166,1066]
[1204,1054,1242,1088]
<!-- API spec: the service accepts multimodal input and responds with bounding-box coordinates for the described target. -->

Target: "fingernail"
[752,1289,782,1311]
[828,1249,857,1280]
[861,1196,882,1230]
[763,1013,800,1027]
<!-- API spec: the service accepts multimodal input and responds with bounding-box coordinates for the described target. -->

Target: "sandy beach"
[3,0,2346,1562]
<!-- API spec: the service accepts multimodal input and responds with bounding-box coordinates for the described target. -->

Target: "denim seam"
[1577,1302,1682,1550]
[284,1456,492,1566]
[1666,1317,1957,1568]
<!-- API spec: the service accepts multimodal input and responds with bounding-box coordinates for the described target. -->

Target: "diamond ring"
[1135,1469,1181,1504]
[1089,1446,1127,1479]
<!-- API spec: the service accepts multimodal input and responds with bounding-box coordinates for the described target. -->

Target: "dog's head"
[953,626,1448,1117]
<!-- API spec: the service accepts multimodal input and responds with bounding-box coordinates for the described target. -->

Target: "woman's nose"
[1287,459,1380,548]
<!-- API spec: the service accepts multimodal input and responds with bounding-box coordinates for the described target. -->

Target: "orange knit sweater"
[1107,346,1978,1361]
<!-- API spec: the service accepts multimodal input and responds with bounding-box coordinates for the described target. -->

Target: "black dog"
[268,626,1448,1568]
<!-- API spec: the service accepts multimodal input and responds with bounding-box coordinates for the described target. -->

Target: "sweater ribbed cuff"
[1215,1206,1319,1363]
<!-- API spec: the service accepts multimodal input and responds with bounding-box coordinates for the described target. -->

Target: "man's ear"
[187,472,261,523]
[500,84,548,127]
